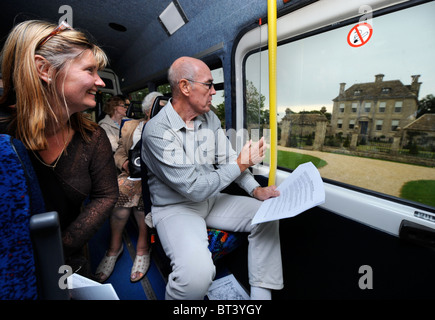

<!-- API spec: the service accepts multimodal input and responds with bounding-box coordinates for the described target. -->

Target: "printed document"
[207,274,250,300]
[252,161,325,225]
[67,273,119,300]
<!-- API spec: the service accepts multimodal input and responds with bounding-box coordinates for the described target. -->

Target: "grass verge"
[400,180,435,207]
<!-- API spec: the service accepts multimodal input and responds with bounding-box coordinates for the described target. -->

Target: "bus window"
[130,88,150,102]
[157,84,171,95]
[245,2,435,207]
[211,67,225,127]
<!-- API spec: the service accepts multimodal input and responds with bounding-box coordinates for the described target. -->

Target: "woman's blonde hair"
[0,20,108,150]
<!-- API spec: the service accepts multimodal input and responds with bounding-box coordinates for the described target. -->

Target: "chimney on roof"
[375,74,384,82]
[410,74,421,96]
[339,83,346,95]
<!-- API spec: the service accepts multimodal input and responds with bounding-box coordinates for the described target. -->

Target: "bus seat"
[141,97,244,261]
[207,228,244,262]
[125,100,143,119]
[0,134,68,300]
[29,211,69,300]
[120,118,133,137]
[149,95,170,119]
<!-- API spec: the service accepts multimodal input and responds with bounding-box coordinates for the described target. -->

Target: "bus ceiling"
[0,0,299,92]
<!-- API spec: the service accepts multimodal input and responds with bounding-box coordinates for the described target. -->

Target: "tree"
[157,83,172,95]
[214,80,268,129]
[245,80,268,126]
[296,108,331,121]
[417,94,435,117]
[215,99,226,128]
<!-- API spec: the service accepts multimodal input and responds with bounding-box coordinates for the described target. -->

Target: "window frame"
[394,100,403,113]
[233,0,435,235]
[391,119,400,131]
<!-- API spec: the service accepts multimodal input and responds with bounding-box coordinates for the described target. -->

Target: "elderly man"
[141,56,283,300]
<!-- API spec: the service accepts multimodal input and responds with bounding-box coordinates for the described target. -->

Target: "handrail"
[267,0,277,186]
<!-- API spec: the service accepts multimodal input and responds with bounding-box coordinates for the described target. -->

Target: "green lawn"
[400,180,435,207]
[267,150,327,170]
[267,150,435,208]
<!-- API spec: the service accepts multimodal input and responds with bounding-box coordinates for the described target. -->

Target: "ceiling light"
[158,0,189,36]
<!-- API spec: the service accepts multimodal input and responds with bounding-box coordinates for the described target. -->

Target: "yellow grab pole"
[267,0,277,186]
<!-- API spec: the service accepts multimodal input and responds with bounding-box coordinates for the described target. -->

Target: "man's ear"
[34,55,52,84]
[178,79,190,96]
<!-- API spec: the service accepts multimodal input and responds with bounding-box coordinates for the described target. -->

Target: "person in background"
[142,56,283,300]
[98,95,129,152]
[95,91,162,283]
[0,20,119,275]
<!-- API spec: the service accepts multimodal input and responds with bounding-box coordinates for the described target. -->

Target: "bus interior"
[1,0,435,301]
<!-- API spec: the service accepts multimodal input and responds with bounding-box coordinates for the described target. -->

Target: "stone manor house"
[330,74,421,143]
[279,74,434,165]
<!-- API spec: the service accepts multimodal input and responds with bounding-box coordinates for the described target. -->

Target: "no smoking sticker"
[347,23,373,47]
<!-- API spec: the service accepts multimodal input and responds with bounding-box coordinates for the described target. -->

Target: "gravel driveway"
[278,146,435,198]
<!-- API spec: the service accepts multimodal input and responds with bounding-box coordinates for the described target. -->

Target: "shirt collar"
[165,100,206,131]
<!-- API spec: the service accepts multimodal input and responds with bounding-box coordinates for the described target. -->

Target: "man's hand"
[237,137,268,172]
[252,185,280,201]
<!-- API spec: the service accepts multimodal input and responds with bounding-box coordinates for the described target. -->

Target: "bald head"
[167,56,215,121]
[168,57,209,96]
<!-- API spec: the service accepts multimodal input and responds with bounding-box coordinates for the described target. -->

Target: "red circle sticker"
[347,23,373,47]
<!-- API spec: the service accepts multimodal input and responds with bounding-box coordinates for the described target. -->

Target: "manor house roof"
[333,74,420,102]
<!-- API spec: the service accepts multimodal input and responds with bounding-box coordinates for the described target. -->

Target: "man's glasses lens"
[186,79,214,89]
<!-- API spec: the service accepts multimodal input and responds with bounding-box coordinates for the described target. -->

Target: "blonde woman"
[0,20,119,275]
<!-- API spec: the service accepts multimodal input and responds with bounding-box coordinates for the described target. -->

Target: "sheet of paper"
[67,272,101,289]
[69,284,120,300]
[207,274,250,300]
[252,161,325,225]
[67,273,119,300]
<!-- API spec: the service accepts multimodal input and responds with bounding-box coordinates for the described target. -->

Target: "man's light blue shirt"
[141,101,260,206]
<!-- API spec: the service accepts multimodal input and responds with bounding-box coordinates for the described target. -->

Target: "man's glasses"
[38,21,72,47]
[186,79,214,90]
